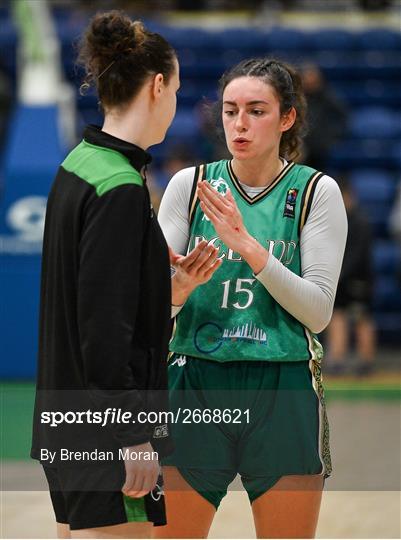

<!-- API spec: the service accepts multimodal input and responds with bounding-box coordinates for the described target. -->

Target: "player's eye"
[250,109,264,116]
[223,109,236,116]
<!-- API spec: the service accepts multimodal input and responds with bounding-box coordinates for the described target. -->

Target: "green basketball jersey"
[170,159,324,362]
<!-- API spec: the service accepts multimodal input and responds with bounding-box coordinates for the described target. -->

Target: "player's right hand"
[170,241,222,300]
[121,441,159,498]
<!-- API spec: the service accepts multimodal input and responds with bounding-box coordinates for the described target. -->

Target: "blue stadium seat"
[160,27,220,50]
[57,21,87,82]
[177,80,216,107]
[220,48,250,68]
[349,170,396,203]
[220,28,268,52]
[180,58,226,79]
[392,141,401,168]
[356,29,401,51]
[150,136,202,167]
[361,204,390,237]
[373,241,400,274]
[0,6,10,20]
[350,169,396,200]
[75,80,98,104]
[359,80,401,108]
[350,107,401,139]
[349,170,395,235]
[317,51,401,81]
[75,86,102,131]
[308,29,356,52]
[56,16,87,45]
[373,277,401,310]
[332,80,401,107]
[374,313,401,344]
[77,108,102,133]
[266,28,309,52]
[329,140,399,170]
[167,110,200,138]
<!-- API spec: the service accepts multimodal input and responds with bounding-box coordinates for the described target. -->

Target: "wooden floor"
[1,489,400,539]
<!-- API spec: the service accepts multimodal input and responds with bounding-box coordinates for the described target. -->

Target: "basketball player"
[155,58,348,538]
[31,11,182,539]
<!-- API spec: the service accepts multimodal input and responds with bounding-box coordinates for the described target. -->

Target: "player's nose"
[234,110,248,132]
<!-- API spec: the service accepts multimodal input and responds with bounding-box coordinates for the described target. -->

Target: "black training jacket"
[31,125,174,465]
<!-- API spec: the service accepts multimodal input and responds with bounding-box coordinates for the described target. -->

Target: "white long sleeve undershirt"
[158,165,348,334]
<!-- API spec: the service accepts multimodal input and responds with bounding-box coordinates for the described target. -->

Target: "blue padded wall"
[0,105,67,377]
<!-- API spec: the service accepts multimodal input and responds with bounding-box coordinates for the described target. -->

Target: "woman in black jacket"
[31,10,181,538]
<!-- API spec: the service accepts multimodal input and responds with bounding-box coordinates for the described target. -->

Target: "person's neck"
[231,153,284,188]
[102,104,151,151]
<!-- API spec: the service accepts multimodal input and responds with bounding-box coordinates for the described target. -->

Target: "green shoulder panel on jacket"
[61,139,143,196]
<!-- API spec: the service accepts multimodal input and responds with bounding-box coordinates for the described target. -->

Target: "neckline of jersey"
[83,124,151,176]
[81,139,144,183]
[227,159,295,205]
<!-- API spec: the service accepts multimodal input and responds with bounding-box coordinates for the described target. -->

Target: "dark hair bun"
[84,11,137,66]
[77,10,176,109]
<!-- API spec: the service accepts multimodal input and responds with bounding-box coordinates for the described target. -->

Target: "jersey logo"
[210,177,229,195]
[170,355,187,366]
[194,321,268,354]
[283,188,298,219]
[150,483,164,501]
[201,178,230,221]
[153,424,169,438]
[222,322,267,345]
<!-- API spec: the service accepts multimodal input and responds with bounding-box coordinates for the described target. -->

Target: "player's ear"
[280,107,296,132]
[151,73,164,100]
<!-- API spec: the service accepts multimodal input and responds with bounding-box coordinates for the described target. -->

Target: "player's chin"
[230,147,255,161]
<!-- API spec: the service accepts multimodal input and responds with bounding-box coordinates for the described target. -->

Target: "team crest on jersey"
[202,178,230,221]
[210,177,229,195]
[283,188,298,219]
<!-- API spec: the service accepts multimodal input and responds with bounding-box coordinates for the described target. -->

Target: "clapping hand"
[197,181,249,255]
[169,240,222,305]
[197,181,268,274]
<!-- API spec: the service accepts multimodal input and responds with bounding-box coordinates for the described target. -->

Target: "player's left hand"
[197,180,250,255]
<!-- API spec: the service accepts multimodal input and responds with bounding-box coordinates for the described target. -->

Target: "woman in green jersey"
[156,58,347,538]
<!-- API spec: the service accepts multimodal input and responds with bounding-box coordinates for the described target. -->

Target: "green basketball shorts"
[162,354,331,508]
